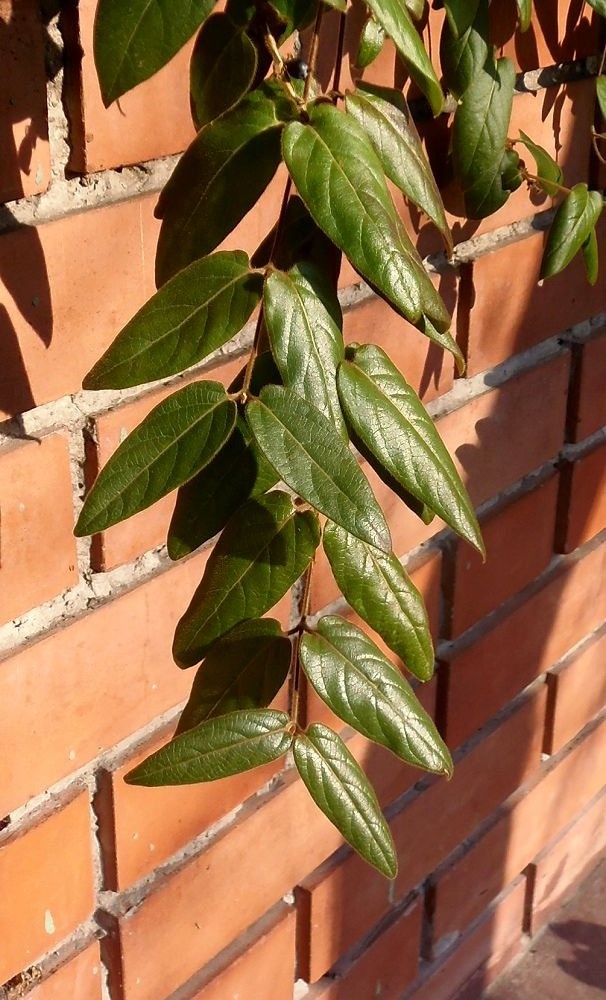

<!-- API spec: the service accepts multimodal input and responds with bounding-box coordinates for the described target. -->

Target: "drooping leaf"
[264,264,346,436]
[517,130,563,191]
[94,0,216,106]
[443,0,480,35]
[176,619,291,733]
[345,83,452,253]
[540,184,604,279]
[452,56,516,219]
[252,196,342,287]
[155,82,295,285]
[300,616,451,774]
[229,350,283,396]
[581,227,599,286]
[190,13,257,128]
[337,345,484,553]
[597,77,606,119]
[499,147,523,193]
[440,0,489,99]
[167,418,278,559]
[293,723,398,878]
[83,252,263,390]
[363,0,443,115]
[356,17,386,68]
[515,0,532,31]
[282,103,451,338]
[323,521,434,680]
[75,382,237,536]
[173,491,320,666]
[126,709,292,785]
[246,386,391,553]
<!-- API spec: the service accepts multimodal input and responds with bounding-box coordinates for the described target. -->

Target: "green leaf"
[597,77,606,119]
[323,521,434,680]
[337,345,484,554]
[405,0,425,19]
[587,0,606,14]
[252,196,341,287]
[452,56,516,219]
[356,17,386,68]
[499,147,523,193]
[190,13,257,128]
[94,0,215,106]
[126,709,292,784]
[517,130,563,190]
[322,0,347,10]
[246,386,391,553]
[540,184,604,279]
[167,418,278,559]
[345,83,452,253]
[75,382,237,536]
[264,265,346,436]
[264,0,317,37]
[363,0,443,115]
[293,723,398,878]
[300,616,451,775]
[443,0,480,35]
[440,0,489,99]
[582,227,599,286]
[516,0,532,31]
[83,252,263,390]
[176,619,291,733]
[282,103,451,338]
[173,491,320,666]
[155,82,295,285]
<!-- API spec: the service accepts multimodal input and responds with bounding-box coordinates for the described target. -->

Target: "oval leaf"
[126,709,292,785]
[440,0,489,100]
[540,184,604,280]
[597,76,606,120]
[356,17,386,68]
[337,345,484,554]
[173,491,320,666]
[293,723,398,878]
[518,130,563,190]
[582,227,599,286]
[516,0,532,31]
[246,385,391,553]
[75,382,237,536]
[323,521,434,680]
[190,13,257,128]
[363,0,443,115]
[84,252,263,390]
[443,0,481,35]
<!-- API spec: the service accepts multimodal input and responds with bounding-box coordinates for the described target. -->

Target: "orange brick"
[545,630,606,753]
[571,331,606,442]
[0,795,94,983]
[26,943,102,1000]
[559,441,606,552]
[0,435,78,625]
[450,475,559,637]
[0,1,49,202]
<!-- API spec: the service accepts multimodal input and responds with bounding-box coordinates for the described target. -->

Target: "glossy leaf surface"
[190,13,257,128]
[247,386,391,553]
[443,0,480,35]
[173,491,320,666]
[440,0,489,99]
[518,130,563,190]
[75,382,237,536]
[357,17,386,68]
[363,0,443,114]
[540,184,603,279]
[293,723,398,878]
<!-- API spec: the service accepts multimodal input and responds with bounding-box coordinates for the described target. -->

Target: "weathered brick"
[26,943,102,1000]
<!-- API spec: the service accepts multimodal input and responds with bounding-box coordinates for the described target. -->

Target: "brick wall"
[1,3,605,998]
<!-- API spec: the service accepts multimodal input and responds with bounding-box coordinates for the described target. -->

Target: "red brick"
[190,905,295,1000]
[572,331,606,442]
[430,715,606,944]
[297,686,545,982]
[0,795,94,983]
[559,441,606,552]
[545,630,606,753]
[26,943,102,1000]
[0,435,78,624]
[0,1,49,202]
[527,790,606,934]
[450,475,559,637]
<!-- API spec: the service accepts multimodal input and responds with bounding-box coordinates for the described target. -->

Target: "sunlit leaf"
[363,0,443,114]
[540,184,603,279]
[356,17,386,68]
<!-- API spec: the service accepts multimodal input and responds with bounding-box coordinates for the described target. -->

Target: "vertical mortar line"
[43,7,71,182]
[553,338,580,553]
[454,261,474,376]
[67,417,96,579]
[89,765,124,1000]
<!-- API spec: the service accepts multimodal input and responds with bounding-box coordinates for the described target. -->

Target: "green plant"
[76,0,605,878]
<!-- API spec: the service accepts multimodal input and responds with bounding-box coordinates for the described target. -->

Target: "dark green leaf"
[363,0,443,115]
[190,13,257,128]
[540,184,604,279]
[440,0,489,99]
[499,148,523,193]
[94,0,215,106]
[75,382,237,536]
[323,521,434,680]
[597,77,606,119]
[246,386,391,553]
[582,227,599,286]
[282,103,451,339]
[173,491,320,666]
[516,0,532,31]
[518,130,563,189]
[300,616,451,774]
[293,723,398,878]
[264,265,346,435]
[156,82,295,285]
[443,0,480,35]
[251,196,341,287]
[356,17,386,68]
[83,252,262,390]
[337,345,484,553]
[167,418,278,559]
[345,83,452,253]
[452,56,516,218]
[229,350,283,396]
[126,709,292,784]
[264,0,317,37]
[405,0,425,19]
[176,619,291,733]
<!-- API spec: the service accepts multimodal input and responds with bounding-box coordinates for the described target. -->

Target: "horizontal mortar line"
[560,424,606,461]
[425,209,556,275]
[0,918,102,996]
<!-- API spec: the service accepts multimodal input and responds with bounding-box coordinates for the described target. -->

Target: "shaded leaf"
[337,345,484,553]
[540,184,603,279]
[356,17,386,68]
[75,382,237,536]
[252,196,342,287]
[300,616,451,774]
[440,0,489,99]
[582,227,599,286]
[247,386,391,553]
[265,0,317,37]
[587,0,606,13]
[516,0,532,31]
[597,77,606,119]
[126,709,292,784]
[190,13,257,128]
[173,491,320,666]
[323,521,434,680]
[518,130,563,190]
[293,723,398,878]
[443,0,480,35]
[363,0,443,115]
[499,147,523,193]
[84,252,262,390]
